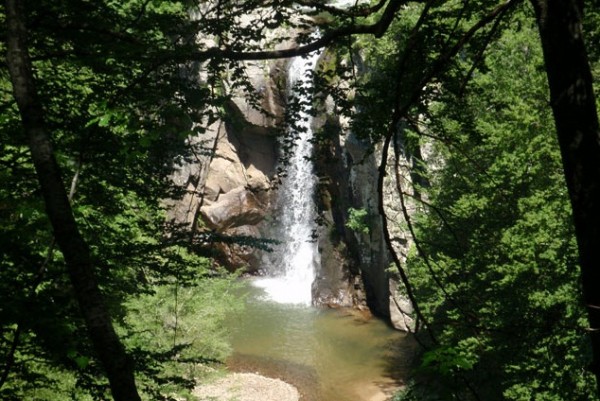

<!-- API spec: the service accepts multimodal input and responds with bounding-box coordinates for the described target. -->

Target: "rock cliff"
[168,47,416,330]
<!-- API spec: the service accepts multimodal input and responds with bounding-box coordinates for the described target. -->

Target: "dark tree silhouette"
[532,0,600,392]
[4,1,141,399]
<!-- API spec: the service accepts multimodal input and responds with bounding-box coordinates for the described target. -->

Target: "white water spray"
[254,51,322,305]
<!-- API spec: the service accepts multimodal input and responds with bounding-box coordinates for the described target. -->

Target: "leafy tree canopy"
[2,0,600,400]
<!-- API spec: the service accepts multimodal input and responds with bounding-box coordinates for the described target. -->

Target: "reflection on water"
[227,282,415,401]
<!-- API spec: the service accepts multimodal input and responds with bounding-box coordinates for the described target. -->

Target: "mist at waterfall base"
[253,51,321,306]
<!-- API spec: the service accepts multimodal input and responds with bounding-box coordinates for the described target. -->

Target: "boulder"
[166,121,221,228]
[200,187,265,232]
[203,130,248,202]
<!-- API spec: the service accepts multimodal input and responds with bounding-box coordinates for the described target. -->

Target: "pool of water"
[226,282,415,401]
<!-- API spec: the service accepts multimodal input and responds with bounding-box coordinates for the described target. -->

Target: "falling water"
[254,51,322,305]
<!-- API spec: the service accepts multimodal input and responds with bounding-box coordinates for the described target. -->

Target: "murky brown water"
[226,282,415,401]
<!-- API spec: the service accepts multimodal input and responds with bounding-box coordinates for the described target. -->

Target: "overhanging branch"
[294,0,389,17]
[180,0,405,62]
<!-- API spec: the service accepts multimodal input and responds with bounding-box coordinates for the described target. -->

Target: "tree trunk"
[4,1,142,400]
[532,0,600,393]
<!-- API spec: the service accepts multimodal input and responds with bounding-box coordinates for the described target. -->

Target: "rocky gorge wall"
[168,51,415,331]
[169,57,285,270]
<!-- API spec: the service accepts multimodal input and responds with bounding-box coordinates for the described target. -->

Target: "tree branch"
[393,0,520,118]
[458,3,510,95]
[374,0,520,352]
[295,0,389,17]
[4,1,142,399]
[181,0,405,62]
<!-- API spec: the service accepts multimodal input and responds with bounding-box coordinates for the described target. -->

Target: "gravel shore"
[194,372,300,401]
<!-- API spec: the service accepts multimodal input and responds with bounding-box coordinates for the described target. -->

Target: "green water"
[227,282,415,401]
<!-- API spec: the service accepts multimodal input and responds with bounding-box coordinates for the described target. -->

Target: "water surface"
[227,282,415,401]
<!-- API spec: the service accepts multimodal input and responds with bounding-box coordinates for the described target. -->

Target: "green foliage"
[3,0,600,400]
[124,278,237,363]
[120,268,242,400]
[346,207,370,234]
[307,3,600,397]
[0,0,251,399]
[421,341,478,376]
[390,8,597,400]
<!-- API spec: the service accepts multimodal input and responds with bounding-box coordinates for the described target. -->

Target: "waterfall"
[254,50,322,306]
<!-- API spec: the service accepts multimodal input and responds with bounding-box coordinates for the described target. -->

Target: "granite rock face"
[168,45,416,330]
[200,187,266,231]
[168,57,285,272]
